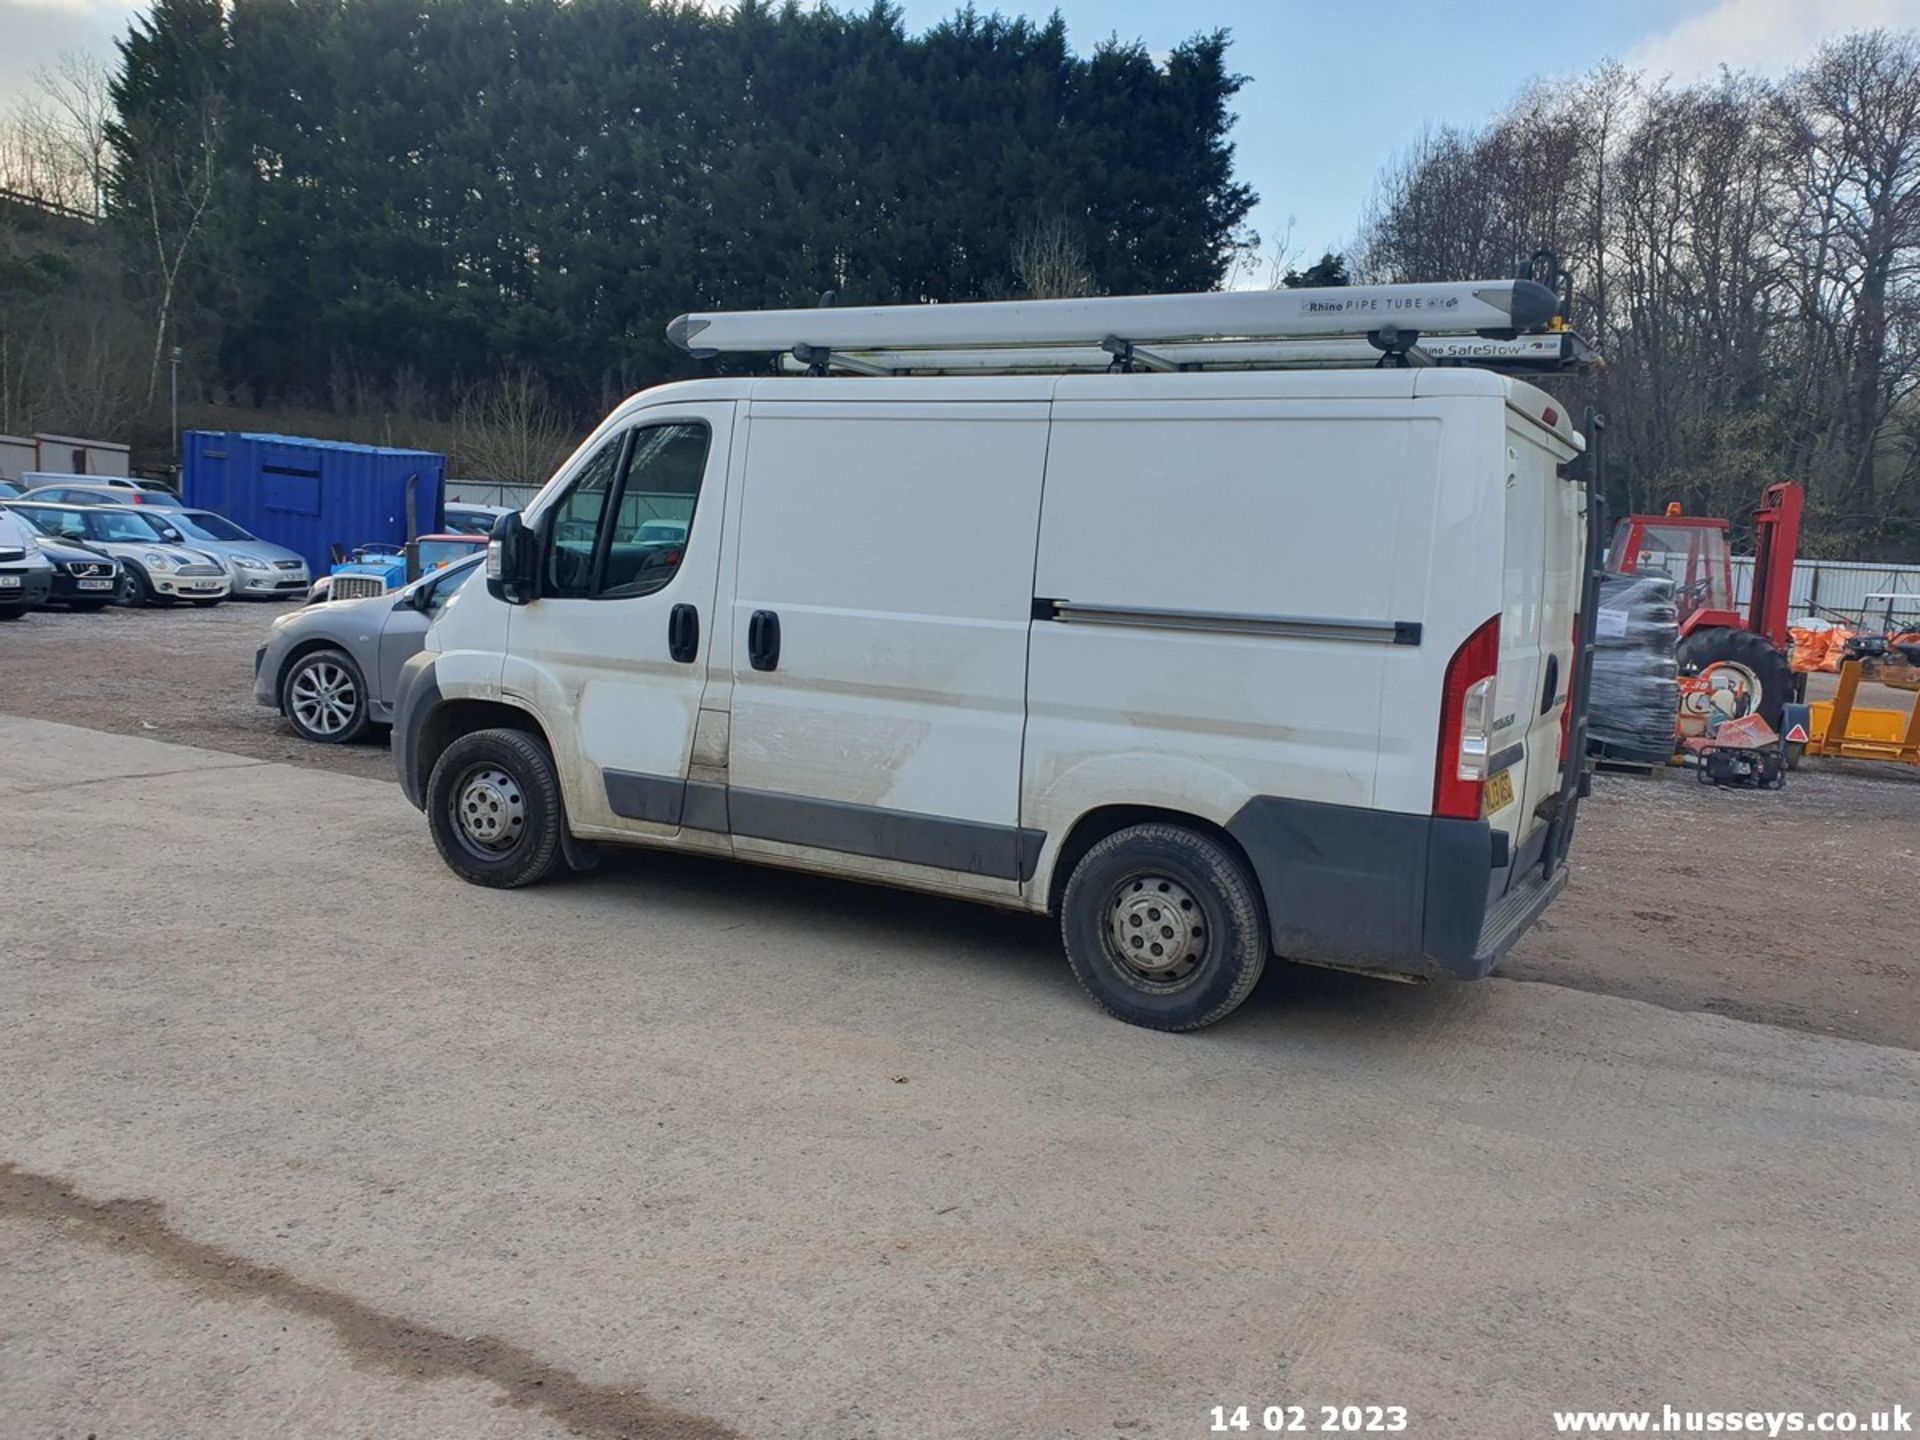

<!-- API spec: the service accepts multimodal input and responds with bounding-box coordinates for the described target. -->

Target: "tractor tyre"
[1676,626,1792,731]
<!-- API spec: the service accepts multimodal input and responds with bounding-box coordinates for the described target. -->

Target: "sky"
[3,0,1917,266]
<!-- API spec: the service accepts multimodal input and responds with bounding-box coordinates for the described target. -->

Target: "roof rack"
[666,278,1601,377]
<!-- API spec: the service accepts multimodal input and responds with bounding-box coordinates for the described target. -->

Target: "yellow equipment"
[1803,661,1920,766]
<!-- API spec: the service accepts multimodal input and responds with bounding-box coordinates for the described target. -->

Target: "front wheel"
[117,568,151,607]
[1059,823,1269,1031]
[282,647,370,743]
[425,727,571,888]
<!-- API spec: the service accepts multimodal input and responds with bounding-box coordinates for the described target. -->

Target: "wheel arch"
[1043,804,1262,920]
[408,695,551,804]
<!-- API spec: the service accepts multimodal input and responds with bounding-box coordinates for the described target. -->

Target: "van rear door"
[1494,390,1584,876]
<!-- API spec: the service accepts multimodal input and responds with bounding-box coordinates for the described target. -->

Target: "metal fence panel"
[445,479,542,510]
[1732,556,1920,625]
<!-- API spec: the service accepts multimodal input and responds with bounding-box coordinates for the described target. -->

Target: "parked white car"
[392,282,1592,1031]
[23,473,186,509]
[0,506,56,618]
[4,501,231,606]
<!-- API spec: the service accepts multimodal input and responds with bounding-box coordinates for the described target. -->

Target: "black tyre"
[281,647,371,744]
[117,568,151,607]
[1059,823,1269,1031]
[1676,627,1791,731]
[425,727,570,888]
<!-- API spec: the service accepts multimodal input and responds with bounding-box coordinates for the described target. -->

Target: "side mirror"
[487,511,539,605]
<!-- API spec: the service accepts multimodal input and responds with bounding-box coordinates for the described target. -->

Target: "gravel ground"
[2,718,1916,1440]
[3,598,1916,1049]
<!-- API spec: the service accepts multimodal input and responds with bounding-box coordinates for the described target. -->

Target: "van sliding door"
[724,400,1050,895]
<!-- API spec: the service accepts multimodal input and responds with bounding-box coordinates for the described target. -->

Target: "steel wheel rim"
[290,661,358,736]
[452,764,526,854]
[1105,873,1207,987]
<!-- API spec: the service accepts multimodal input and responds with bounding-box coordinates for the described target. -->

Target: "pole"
[168,345,182,475]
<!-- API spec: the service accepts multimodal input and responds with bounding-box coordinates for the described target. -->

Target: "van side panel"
[725,401,1049,893]
[1024,400,1438,899]
[1505,416,1582,867]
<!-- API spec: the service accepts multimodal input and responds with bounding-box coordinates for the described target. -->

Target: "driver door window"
[542,422,711,601]
[544,437,624,597]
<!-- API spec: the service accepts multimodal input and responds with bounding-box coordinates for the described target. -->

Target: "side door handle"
[747,609,781,671]
[1541,652,1560,713]
[668,603,699,664]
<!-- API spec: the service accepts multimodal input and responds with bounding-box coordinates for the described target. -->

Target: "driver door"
[501,403,736,838]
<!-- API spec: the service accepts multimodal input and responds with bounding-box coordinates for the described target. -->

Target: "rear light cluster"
[1434,616,1500,820]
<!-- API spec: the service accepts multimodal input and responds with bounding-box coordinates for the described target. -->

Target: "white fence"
[1731,556,1920,626]
[446,479,542,509]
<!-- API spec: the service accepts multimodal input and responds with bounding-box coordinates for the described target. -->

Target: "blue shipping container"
[181,431,447,575]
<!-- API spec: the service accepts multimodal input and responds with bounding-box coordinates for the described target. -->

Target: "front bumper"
[392,655,442,810]
[0,568,54,608]
[231,563,310,597]
[152,571,230,599]
[49,570,122,604]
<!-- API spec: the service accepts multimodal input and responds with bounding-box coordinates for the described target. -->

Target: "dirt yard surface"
[0,598,394,783]
[3,600,1917,1049]
[3,717,1916,1440]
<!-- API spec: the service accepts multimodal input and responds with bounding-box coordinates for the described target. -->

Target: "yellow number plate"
[1483,768,1516,815]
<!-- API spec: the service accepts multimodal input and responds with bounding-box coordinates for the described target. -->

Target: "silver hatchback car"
[165,508,310,598]
[254,554,481,742]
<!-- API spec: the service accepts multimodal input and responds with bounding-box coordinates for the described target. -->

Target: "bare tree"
[117,96,224,404]
[1782,30,1920,540]
[0,53,113,217]
[1011,216,1095,299]
[1359,35,1920,557]
[36,53,113,217]
[454,368,575,485]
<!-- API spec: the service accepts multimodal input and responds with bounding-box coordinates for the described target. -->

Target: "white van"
[395,286,1593,1031]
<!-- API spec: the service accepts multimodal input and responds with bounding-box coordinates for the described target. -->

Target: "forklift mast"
[1745,483,1804,651]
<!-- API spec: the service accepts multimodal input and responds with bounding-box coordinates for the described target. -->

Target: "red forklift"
[1607,482,1804,732]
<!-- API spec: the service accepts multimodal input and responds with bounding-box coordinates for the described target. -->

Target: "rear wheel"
[1677,627,1791,731]
[282,648,370,743]
[1059,823,1269,1031]
[425,728,570,888]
